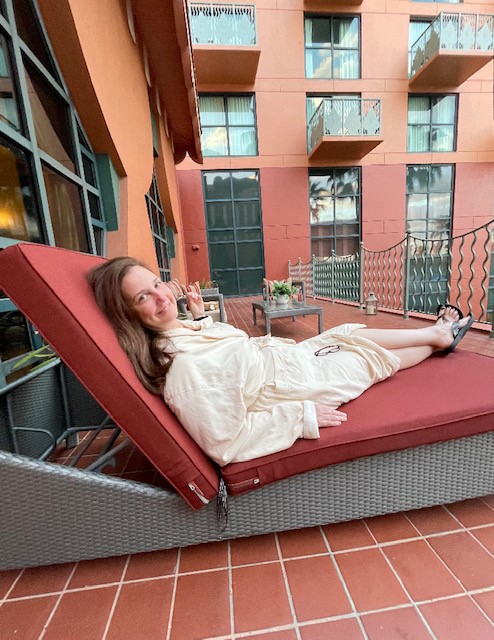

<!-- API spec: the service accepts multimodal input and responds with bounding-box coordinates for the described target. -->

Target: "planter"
[200,288,219,298]
[276,294,289,306]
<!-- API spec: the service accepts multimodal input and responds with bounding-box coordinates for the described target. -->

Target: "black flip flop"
[437,303,464,323]
[443,314,475,354]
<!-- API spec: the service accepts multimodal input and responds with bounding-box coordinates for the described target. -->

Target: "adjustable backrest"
[0,243,220,510]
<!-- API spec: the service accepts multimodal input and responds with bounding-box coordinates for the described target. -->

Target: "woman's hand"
[315,405,347,428]
[185,290,205,319]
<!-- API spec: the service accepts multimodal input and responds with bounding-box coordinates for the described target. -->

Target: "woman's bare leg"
[387,346,435,370]
[353,315,470,353]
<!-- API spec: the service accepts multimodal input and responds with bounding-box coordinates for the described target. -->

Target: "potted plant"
[272,280,297,306]
[198,278,219,297]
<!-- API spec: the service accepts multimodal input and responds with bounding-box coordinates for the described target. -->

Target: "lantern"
[365,292,378,315]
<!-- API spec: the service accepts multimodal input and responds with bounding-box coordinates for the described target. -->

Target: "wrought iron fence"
[289,219,494,334]
[188,2,257,45]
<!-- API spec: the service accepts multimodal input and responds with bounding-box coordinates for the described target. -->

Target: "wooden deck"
[225,296,494,359]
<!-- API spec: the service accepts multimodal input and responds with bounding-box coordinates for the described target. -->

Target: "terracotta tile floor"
[1,297,494,640]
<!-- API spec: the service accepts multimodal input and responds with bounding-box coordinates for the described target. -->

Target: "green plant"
[12,345,57,374]
[272,280,297,298]
[199,278,219,290]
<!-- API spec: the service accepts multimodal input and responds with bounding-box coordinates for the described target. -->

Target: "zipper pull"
[188,482,210,505]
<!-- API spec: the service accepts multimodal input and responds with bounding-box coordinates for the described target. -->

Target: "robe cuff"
[302,401,319,439]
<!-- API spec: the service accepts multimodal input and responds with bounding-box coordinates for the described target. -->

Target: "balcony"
[189,2,261,85]
[410,12,494,87]
[308,98,383,162]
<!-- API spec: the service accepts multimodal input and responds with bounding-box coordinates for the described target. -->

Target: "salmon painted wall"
[38,0,189,279]
[260,168,311,278]
[177,0,494,283]
[177,170,211,281]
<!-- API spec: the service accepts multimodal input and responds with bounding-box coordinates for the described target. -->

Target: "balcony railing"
[189,2,257,45]
[289,219,494,335]
[410,12,494,79]
[308,98,382,155]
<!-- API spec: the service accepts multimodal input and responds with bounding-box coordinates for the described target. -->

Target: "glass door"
[203,170,265,296]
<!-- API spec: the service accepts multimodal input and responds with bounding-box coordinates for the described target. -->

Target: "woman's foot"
[436,304,463,324]
[435,314,474,353]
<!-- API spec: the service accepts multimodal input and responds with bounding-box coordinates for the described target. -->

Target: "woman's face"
[121,266,179,331]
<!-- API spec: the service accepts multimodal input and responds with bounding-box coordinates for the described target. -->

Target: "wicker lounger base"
[1,430,494,570]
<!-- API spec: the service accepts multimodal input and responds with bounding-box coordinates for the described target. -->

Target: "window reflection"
[42,164,88,251]
[309,168,361,258]
[199,95,257,157]
[407,95,456,153]
[0,140,43,241]
[305,16,360,79]
[14,0,58,77]
[406,164,453,258]
[0,309,31,363]
[25,63,76,172]
[0,34,21,132]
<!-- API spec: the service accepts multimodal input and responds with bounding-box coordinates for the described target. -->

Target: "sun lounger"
[0,243,493,570]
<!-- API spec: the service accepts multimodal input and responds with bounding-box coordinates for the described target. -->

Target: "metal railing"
[289,219,494,335]
[410,12,494,78]
[308,98,381,154]
[188,2,257,45]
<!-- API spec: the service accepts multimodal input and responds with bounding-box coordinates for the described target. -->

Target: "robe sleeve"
[165,384,319,466]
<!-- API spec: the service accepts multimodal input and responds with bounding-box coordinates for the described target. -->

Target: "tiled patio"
[1,297,494,640]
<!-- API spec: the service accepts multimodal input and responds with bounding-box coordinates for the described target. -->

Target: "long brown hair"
[87,257,173,394]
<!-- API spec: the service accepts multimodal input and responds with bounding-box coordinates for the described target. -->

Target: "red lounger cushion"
[222,349,494,495]
[0,243,219,510]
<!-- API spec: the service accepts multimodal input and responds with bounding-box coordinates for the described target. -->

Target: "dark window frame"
[304,14,361,80]
[309,167,362,258]
[146,170,172,282]
[407,94,458,153]
[199,93,258,158]
[202,169,264,297]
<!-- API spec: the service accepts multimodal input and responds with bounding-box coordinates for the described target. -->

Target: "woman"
[88,257,474,467]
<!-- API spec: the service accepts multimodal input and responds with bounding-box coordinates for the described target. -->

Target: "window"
[305,15,360,79]
[0,33,22,132]
[407,95,457,152]
[199,95,257,157]
[0,138,43,242]
[309,168,361,258]
[0,0,106,382]
[406,164,454,312]
[406,164,453,239]
[203,170,264,296]
[409,19,431,75]
[146,171,172,282]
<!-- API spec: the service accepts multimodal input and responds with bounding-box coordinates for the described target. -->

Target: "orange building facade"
[177,0,494,296]
[34,0,202,283]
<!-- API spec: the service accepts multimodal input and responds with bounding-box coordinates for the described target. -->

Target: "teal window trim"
[146,171,171,281]
[166,226,175,259]
[96,154,119,231]
[0,298,16,312]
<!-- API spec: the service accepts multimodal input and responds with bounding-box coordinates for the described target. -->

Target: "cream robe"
[162,317,400,466]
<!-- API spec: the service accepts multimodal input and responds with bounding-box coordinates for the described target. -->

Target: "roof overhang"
[132,0,203,164]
